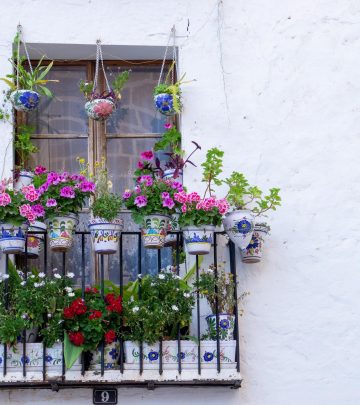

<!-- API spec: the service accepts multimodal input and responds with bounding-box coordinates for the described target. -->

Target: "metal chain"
[172,26,176,85]
[92,41,100,93]
[99,43,111,93]
[158,26,175,86]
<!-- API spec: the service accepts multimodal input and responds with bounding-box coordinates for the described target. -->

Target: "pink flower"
[34,165,47,175]
[0,193,11,206]
[122,191,132,199]
[135,185,141,194]
[137,161,144,169]
[93,101,114,118]
[31,204,45,218]
[26,212,36,223]
[134,195,147,208]
[164,122,173,129]
[60,186,75,199]
[188,192,201,203]
[161,192,170,199]
[203,197,216,210]
[162,197,175,209]
[181,204,187,213]
[196,201,204,210]
[140,150,154,161]
[171,182,183,191]
[138,175,153,187]
[174,191,188,204]
[24,185,39,202]
[46,198,57,207]
[19,204,32,217]
[79,181,96,193]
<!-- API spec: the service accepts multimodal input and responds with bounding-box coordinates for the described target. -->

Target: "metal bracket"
[147,381,155,390]
[51,383,60,392]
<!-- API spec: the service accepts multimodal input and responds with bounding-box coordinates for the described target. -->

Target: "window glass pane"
[105,65,166,134]
[28,66,88,134]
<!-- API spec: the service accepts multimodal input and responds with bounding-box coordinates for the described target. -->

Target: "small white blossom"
[47,313,52,318]
[205,268,214,274]
[65,287,73,293]
[50,280,55,284]
[30,274,35,278]
[38,272,46,278]
[17,271,24,278]
[183,292,191,298]
[34,282,40,288]
[68,292,75,297]
[150,282,156,287]
[130,296,134,302]
[132,306,140,313]
[171,305,179,311]
[52,268,58,273]
[174,275,181,280]
[66,272,75,279]
[20,281,26,286]
[21,313,28,319]
[3,274,9,279]
[39,281,45,287]
[54,274,61,279]
[158,274,165,280]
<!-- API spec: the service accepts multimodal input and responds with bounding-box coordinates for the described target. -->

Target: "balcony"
[0,230,242,390]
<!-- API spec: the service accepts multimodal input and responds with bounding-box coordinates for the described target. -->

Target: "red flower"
[89,310,103,320]
[85,287,99,294]
[70,298,87,315]
[68,331,85,346]
[63,306,75,319]
[104,329,116,345]
[106,296,122,314]
[105,293,116,304]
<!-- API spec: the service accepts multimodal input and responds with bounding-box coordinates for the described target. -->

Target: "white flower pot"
[206,314,235,341]
[89,342,120,370]
[85,98,115,121]
[162,169,183,183]
[88,217,123,254]
[10,89,40,112]
[164,213,180,247]
[223,210,255,250]
[26,221,46,259]
[182,225,215,255]
[154,93,178,116]
[14,170,34,192]
[46,214,78,252]
[141,214,170,249]
[0,222,28,254]
[241,222,271,263]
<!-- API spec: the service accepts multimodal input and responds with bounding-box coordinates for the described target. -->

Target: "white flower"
[50,280,55,284]
[137,274,142,279]
[205,268,214,274]
[130,296,134,302]
[34,282,40,288]
[150,282,156,287]
[48,313,52,318]
[52,268,58,273]
[54,274,61,279]
[22,313,28,319]
[66,272,75,279]
[38,272,46,278]
[132,306,140,313]
[20,281,26,286]
[3,274,9,279]
[174,275,181,280]
[58,320,64,324]
[171,305,179,311]
[30,274,35,278]
[65,287,73,293]
[17,271,24,278]
[68,292,75,297]
[158,274,165,280]
[183,292,191,298]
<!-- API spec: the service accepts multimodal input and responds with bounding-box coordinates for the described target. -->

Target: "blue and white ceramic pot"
[141,213,170,249]
[88,217,123,254]
[206,314,235,341]
[241,222,270,263]
[26,221,46,259]
[46,213,78,252]
[10,90,40,112]
[14,170,34,192]
[0,222,28,254]
[183,225,215,255]
[164,213,180,247]
[85,98,115,121]
[154,93,179,116]
[222,210,255,250]
[162,169,183,183]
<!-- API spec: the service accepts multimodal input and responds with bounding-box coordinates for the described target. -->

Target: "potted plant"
[87,158,123,254]
[79,70,130,121]
[122,175,183,249]
[63,287,122,369]
[33,165,96,252]
[0,32,57,112]
[0,179,38,253]
[122,271,194,367]
[223,171,281,256]
[153,61,190,116]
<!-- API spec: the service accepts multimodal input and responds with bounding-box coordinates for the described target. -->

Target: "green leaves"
[91,193,122,222]
[14,124,37,168]
[64,332,83,369]
[224,171,250,209]
[112,70,130,95]
[154,127,182,153]
[201,147,224,196]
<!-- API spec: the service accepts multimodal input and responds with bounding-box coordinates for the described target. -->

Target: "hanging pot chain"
[158,25,176,86]
[92,40,111,94]
[16,24,34,90]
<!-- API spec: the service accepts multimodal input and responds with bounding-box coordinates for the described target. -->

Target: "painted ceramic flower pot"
[0,222,28,254]
[183,225,215,255]
[162,169,183,183]
[85,98,115,121]
[241,222,271,263]
[46,213,78,252]
[19,327,39,343]
[164,213,180,247]
[223,210,255,250]
[206,314,235,341]
[154,93,178,116]
[25,221,46,259]
[141,214,170,249]
[88,217,123,254]
[14,170,34,192]
[10,89,40,112]
[89,342,120,370]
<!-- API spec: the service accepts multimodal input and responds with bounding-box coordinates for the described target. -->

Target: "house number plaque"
[93,388,117,404]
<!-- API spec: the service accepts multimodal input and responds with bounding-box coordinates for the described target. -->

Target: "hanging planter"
[14,170,34,192]
[183,225,215,255]
[0,223,28,254]
[241,222,271,263]
[141,214,170,249]
[10,90,40,112]
[223,210,255,250]
[88,217,123,254]
[80,40,129,122]
[46,214,78,253]
[25,220,46,259]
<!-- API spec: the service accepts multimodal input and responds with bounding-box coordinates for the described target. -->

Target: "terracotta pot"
[182,225,215,255]
[88,217,123,254]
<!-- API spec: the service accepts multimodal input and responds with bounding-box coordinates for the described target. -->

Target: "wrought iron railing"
[0,230,242,389]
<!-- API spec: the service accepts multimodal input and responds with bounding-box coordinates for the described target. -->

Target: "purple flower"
[37,182,49,195]
[135,185,141,194]
[34,165,47,175]
[79,181,96,193]
[172,182,183,191]
[134,195,147,208]
[161,192,170,199]
[140,150,154,161]
[122,191,132,199]
[31,204,45,217]
[138,175,153,187]
[46,198,57,207]
[60,186,75,198]
[162,197,175,209]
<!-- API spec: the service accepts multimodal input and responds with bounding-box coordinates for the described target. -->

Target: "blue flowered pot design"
[10,90,40,112]
[183,225,215,255]
[206,314,235,341]
[154,93,179,116]
[88,217,123,254]
[223,210,255,250]
[0,222,28,254]
[241,222,270,263]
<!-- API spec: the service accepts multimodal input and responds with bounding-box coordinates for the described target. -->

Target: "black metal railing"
[0,229,241,388]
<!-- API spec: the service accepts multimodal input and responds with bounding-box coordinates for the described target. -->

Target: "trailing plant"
[14,124,38,170]
[154,125,182,154]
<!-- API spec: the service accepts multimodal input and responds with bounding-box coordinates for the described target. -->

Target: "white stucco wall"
[1,0,359,404]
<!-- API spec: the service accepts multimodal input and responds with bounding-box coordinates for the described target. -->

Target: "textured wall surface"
[0,0,359,404]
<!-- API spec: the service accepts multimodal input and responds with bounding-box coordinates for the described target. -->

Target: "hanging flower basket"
[14,170,34,192]
[206,314,235,341]
[46,213,78,252]
[88,217,123,254]
[223,210,255,250]
[85,98,116,121]
[241,222,270,263]
[141,214,170,249]
[0,222,28,254]
[10,90,40,112]
[183,225,215,255]
[154,92,178,116]
[25,220,46,259]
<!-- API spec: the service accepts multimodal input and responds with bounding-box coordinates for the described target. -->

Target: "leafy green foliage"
[91,193,122,222]
[154,127,182,154]
[201,148,224,197]
[14,124,38,169]
[112,70,130,95]
[223,171,250,210]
